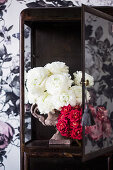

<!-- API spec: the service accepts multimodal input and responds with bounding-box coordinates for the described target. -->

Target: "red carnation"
[70,121,80,129]
[56,119,69,138]
[60,104,72,114]
[69,108,82,122]
[58,112,68,121]
[70,126,82,140]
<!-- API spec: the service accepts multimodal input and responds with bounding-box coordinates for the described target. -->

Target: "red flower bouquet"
[56,105,82,140]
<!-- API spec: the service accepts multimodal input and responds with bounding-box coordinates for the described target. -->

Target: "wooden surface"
[29,155,111,170]
[24,140,82,157]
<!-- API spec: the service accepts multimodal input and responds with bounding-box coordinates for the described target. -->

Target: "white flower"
[27,93,39,104]
[73,71,94,87]
[45,73,73,95]
[52,89,76,110]
[45,61,69,74]
[26,67,49,95]
[37,92,54,114]
[71,86,90,105]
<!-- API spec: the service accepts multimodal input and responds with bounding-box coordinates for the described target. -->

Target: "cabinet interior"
[25,20,82,141]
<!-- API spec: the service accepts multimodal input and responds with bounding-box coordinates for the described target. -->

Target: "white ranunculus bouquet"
[26,61,94,114]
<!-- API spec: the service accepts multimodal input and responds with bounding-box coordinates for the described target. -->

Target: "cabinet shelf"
[24,140,82,158]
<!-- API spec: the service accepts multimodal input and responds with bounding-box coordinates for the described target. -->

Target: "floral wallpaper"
[0,0,113,170]
[85,12,113,154]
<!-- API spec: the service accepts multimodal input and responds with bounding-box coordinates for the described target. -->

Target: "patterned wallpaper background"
[0,0,113,170]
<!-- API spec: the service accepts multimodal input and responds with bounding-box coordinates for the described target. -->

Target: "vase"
[31,104,72,145]
[49,130,72,145]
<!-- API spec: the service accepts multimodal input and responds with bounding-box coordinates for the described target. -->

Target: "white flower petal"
[26,67,49,95]
[45,61,69,74]
[71,86,90,105]
[37,92,54,114]
[45,73,73,95]
[52,90,76,110]
[27,93,39,104]
[73,71,94,87]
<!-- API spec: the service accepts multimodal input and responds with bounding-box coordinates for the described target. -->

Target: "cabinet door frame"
[82,4,113,161]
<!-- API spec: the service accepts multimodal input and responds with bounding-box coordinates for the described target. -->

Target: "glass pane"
[24,24,31,143]
[84,11,113,155]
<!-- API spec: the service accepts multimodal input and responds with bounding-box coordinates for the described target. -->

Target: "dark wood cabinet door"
[82,5,113,161]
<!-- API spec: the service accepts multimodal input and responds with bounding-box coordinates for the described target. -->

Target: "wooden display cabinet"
[20,5,113,170]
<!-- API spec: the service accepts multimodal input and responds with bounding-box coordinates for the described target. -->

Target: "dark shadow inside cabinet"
[29,156,109,170]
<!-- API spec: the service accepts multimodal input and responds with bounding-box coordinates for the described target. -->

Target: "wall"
[0,0,113,170]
